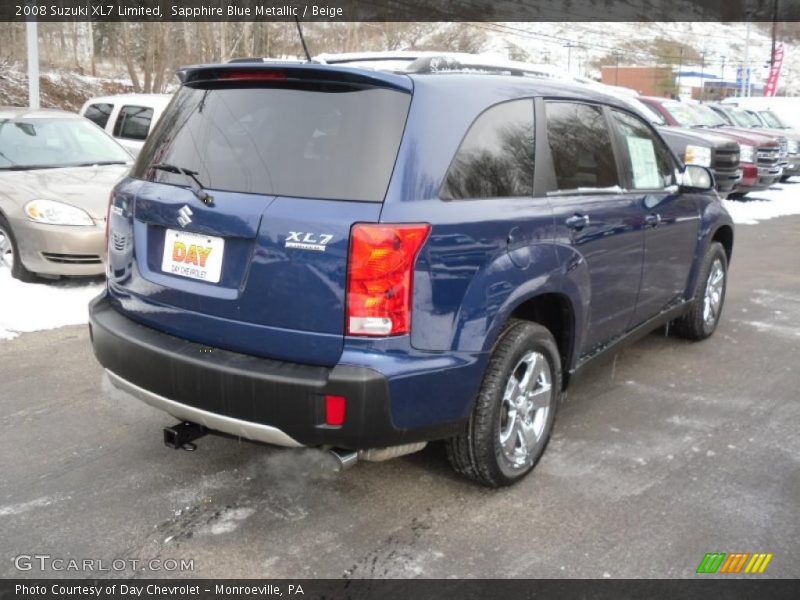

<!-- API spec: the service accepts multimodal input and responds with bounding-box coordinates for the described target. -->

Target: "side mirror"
[680,164,715,192]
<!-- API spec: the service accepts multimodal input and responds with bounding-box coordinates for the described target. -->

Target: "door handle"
[645,213,662,228]
[565,214,590,231]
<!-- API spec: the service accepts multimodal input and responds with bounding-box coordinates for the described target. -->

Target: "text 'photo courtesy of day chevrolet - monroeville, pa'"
[0,1,798,598]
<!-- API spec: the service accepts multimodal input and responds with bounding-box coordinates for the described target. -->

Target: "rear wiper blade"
[150,163,214,206]
[74,160,130,166]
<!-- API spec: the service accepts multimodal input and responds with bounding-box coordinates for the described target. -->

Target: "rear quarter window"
[133,84,411,202]
[440,99,534,200]
[113,105,153,141]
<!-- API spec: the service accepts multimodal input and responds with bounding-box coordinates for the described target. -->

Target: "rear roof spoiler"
[176,63,413,93]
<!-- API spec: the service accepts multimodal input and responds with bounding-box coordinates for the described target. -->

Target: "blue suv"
[89,58,733,486]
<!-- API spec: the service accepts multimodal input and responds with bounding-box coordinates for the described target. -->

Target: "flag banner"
[764,43,785,97]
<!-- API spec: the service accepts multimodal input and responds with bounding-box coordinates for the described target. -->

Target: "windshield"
[687,104,729,128]
[729,108,759,127]
[0,117,132,169]
[661,101,704,127]
[759,110,785,128]
[630,99,666,125]
[133,83,411,202]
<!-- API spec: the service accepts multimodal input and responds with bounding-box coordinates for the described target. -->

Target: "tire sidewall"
[700,243,728,337]
[483,324,562,485]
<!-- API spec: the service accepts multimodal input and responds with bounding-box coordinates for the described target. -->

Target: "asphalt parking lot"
[1,213,798,579]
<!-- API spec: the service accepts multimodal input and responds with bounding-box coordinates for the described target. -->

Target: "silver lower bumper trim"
[105,369,304,448]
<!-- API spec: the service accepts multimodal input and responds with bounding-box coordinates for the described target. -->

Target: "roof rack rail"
[404,55,558,79]
[227,57,313,64]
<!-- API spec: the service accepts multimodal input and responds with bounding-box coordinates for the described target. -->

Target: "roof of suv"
[180,61,636,115]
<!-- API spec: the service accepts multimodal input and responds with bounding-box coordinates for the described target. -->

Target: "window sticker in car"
[626,137,661,189]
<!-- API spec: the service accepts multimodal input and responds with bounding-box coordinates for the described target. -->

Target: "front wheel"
[0,215,37,283]
[447,320,561,487]
[673,242,728,340]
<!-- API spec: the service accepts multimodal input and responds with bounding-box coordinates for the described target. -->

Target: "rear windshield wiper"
[74,160,130,166]
[150,163,214,206]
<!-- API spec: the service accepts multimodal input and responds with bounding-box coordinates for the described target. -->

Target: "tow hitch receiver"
[164,421,207,451]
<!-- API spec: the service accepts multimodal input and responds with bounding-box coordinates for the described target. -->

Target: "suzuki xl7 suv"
[90,60,733,487]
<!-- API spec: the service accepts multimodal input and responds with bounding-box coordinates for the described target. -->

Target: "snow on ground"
[723,179,800,225]
[0,269,103,340]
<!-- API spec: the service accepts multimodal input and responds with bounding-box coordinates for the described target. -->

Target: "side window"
[545,102,620,191]
[83,103,113,128]
[113,105,153,141]
[611,110,674,190]
[440,100,534,200]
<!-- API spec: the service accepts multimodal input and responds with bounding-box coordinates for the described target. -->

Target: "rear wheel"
[0,215,37,282]
[673,242,727,340]
[447,320,561,487]
[728,192,748,199]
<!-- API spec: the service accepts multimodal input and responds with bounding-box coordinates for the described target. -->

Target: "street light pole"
[26,20,39,109]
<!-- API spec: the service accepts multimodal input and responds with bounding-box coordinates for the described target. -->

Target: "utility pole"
[614,51,620,85]
[770,0,779,67]
[564,42,575,74]
[26,19,39,109]
[676,47,684,98]
[699,51,706,101]
[741,20,751,97]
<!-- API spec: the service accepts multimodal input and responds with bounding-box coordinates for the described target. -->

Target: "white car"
[78,94,171,157]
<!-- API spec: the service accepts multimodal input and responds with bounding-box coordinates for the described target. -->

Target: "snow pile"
[723,181,800,225]
[0,270,103,340]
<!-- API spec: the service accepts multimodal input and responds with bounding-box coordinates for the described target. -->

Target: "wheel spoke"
[501,411,519,454]
[528,383,552,411]
[518,419,537,451]
[517,353,537,393]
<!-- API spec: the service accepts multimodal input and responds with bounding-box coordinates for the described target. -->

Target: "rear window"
[133,84,411,202]
[84,103,113,128]
[113,105,153,141]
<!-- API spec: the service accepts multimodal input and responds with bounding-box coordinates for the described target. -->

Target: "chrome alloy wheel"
[703,258,725,329]
[0,225,13,271]
[499,351,553,468]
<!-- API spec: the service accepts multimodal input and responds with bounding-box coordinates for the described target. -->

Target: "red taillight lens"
[325,395,346,427]
[218,70,285,81]
[346,223,431,337]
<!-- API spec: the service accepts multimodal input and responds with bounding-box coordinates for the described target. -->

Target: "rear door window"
[113,105,153,141]
[83,103,113,128]
[133,85,411,202]
[545,102,621,192]
[440,99,534,199]
[610,110,675,190]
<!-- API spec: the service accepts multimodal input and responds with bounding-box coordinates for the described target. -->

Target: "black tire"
[673,242,728,341]
[0,214,37,283]
[780,175,791,183]
[446,319,562,487]
[728,192,748,199]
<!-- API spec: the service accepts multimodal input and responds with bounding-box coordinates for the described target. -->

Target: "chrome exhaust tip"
[328,448,358,471]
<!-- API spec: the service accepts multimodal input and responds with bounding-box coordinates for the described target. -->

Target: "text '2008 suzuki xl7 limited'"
[90,58,733,487]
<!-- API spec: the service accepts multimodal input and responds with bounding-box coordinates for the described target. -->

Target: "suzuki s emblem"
[284,231,334,252]
[177,205,193,228]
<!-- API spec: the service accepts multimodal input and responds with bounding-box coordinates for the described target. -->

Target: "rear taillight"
[346,223,430,337]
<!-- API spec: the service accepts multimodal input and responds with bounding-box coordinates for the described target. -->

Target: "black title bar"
[3,0,800,22]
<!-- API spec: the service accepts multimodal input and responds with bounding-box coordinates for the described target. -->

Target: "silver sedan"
[0,107,133,281]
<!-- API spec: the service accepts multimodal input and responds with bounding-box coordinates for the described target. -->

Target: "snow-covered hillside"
[476,22,797,95]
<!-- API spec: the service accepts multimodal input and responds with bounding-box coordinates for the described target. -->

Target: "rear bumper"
[89,295,461,449]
